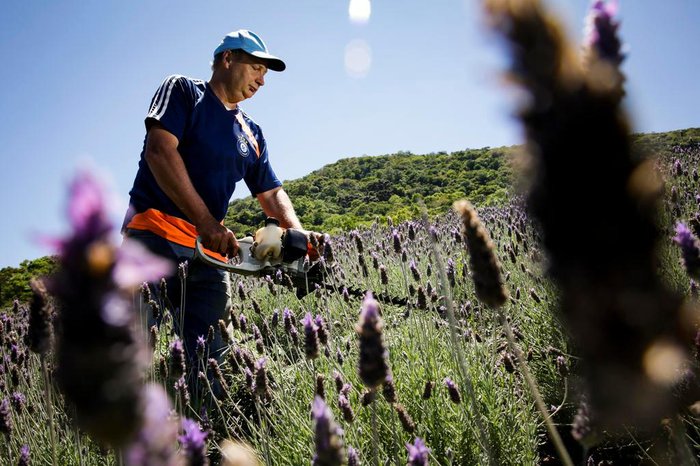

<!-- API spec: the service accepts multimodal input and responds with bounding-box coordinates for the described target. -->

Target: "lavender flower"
[322,234,335,262]
[49,170,170,446]
[10,392,26,412]
[312,396,345,466]
[28,278,53,356]
[302,312,320,359]
[123,384,181,466]
[18,445,30,466]
[382,375,397,403]
[394,403,416,433]
[283,308,293,334]
[333,371,344,393]
[316,374,326,400]
[244,367,254,391]
[356,293,391,389]
[174,377,191,407]
[196,336,206,360]
[583,0,624,65]
[392,230,402,254]
[422,380,435,400]
[338,393,355,423]
[484,0,685,431]
[0,398,11,438]
[674,223,700,279]
[169,339,186,380]
[219,319,231,344]
[444,378,462,404]
[409,260,421,282]
[347,446,359,466]
[208,358,228,392]
[289,325,299,345]
[179,419,209,466]
[379,265,389,286]
[453,200,508,309]
[315,314,329,346]
[406,437,430,466]
[254,357,271,401]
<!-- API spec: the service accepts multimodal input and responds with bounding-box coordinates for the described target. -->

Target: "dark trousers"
[124,228,232,372]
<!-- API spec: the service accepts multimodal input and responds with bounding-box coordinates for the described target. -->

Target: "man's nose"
[256,74,265,87]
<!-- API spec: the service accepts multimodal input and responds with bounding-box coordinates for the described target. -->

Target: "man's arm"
[145,124,238,257]
[256,186,303,230]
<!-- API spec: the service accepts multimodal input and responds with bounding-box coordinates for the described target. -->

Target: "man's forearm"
[258,187,303,230]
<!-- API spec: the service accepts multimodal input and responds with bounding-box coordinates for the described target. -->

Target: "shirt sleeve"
[244,127,283,196]
[144,75,193,141]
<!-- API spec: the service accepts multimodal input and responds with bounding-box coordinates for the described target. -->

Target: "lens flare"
[349,0,371,24]
[344,39,372,78]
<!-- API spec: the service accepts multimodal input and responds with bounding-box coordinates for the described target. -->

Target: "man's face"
[222,50,268,104]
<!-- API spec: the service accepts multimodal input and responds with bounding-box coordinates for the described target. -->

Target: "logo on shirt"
[236,133,250,157]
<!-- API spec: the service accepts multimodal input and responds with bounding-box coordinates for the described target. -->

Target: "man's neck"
[208,78,238,110]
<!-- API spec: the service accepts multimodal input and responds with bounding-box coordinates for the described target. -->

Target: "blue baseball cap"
[213,29,286,72]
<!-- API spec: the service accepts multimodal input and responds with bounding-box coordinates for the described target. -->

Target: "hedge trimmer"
[193,217,407,306]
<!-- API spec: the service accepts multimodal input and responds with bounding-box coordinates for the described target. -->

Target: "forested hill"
[224,146,517,235]
[1,128,698,308]
[224,127,700,235]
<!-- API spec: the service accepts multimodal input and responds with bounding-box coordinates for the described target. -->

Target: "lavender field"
[2,0,700,465]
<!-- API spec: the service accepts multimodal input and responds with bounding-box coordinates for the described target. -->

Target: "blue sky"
[1,0,699,268]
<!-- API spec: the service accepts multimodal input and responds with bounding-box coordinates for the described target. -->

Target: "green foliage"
[0,256,56,308]
[224,147,516,234]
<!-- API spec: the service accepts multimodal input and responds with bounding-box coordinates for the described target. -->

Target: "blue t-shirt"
[128,75,282,223]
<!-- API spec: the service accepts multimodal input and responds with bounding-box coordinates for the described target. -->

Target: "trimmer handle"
[194,235,275,276]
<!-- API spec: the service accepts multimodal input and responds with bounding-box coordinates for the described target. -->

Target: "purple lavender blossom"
[48,170,158,446]
[379,265,389,286]
[169,339,186,379]
[583,0,624,65]
[244,367,254,391]
[28,278,53,356]
[338,393,355,423]
[196,336,206,360]
[283,308,293,334]
[409,260,421,282]
[392,230,402,254]
[114,239,173,289]
[312,396,345,466]
[356,292,391,389]
[174,376,190,407]
[0,398,11,438]
[674,222,700,279]
[10,392,26,412]
[123,384,181,466]
[254,357,271,401]
[179,418,209,466]
[18,444,30,466]
[406,437,430,466]
[302,312,320,359]
[347,446,359,466]
[315,314,329,346]
[444,377,462,404]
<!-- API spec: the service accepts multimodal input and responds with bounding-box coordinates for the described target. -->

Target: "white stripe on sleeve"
[147,75,181,120]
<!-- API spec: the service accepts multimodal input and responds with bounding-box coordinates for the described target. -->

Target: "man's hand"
[197,217,239,259]
[303,230,324,261]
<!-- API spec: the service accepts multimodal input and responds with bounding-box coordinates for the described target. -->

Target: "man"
[123,29,308,365]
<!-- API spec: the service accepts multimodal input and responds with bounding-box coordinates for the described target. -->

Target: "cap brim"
[247,50,286,72]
